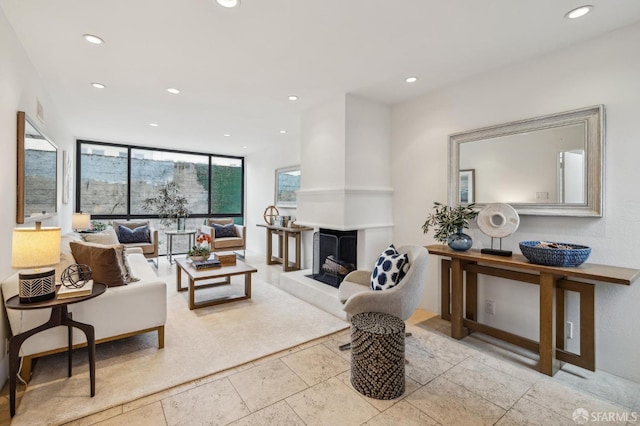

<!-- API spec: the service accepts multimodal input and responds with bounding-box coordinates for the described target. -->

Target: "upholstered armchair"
[111,220,159,260]
[202,218,246,257]
[337,245,429,349]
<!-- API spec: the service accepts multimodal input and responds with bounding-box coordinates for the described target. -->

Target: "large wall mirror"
[449,105,604,217]
[17,111,58,224]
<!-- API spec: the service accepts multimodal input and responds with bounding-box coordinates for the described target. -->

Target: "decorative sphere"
[61,264,92,288]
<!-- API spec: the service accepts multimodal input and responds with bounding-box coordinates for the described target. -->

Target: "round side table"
[5,282,107,417]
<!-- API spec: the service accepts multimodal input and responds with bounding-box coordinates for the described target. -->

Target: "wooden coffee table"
[175,257,257,310]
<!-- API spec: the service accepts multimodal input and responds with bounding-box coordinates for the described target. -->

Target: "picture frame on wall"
[458,169,475,204]
[275,165,300,208]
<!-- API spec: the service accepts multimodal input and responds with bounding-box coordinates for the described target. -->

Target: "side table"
[256,224,313,271]
[5,283,107,417]
[165,229,196,264]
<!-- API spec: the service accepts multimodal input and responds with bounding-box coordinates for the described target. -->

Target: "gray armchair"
[337,245,429,349]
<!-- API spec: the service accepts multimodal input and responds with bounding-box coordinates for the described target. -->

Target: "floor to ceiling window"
[76,140,244,254]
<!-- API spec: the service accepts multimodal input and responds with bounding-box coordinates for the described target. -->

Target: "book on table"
[192,259,221,270]
[57,280,94,299]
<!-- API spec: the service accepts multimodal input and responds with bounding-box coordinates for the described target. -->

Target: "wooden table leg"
[450,258,467,339]
[440,259,451,321]
[294,233,301,270]
[266,229,275,264]
[466,267,478,322]
[176,263,186,292]
[283,231,291,271]
[539,272,560,376]
[189,278,196,310]
[245,272,252,298]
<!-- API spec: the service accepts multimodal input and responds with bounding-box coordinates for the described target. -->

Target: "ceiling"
[3,1,640,156]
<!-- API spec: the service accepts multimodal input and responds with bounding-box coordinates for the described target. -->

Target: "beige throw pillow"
[82,227,119,245]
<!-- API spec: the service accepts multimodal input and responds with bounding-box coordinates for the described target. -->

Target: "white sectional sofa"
[1,237,167,382]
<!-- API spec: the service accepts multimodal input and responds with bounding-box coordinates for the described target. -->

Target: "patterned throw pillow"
[118,225,150,243]
[370,244,410,291]
[213,223,236,238]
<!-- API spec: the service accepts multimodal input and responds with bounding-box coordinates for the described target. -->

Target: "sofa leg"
[158,325,165,349]
[19,356,33,383]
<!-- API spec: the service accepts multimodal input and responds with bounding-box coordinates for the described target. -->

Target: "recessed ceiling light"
[83,34,104,44]
[91,82,105,89]
[224,133,231,137]
[242,145,248,149]
[167,88,180,94]
[149,123,159,127]
[280,130,287,134]
[565,5,593,19]
[216,0,240,8]
[288,95,298,101]
[405,76,418,83]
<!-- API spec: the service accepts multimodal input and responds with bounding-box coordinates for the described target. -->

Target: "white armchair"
[337,245,429,349]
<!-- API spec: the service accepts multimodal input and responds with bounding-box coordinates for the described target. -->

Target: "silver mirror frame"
[448,105,604,217]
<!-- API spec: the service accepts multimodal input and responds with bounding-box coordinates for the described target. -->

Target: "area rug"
[12,272,348,425]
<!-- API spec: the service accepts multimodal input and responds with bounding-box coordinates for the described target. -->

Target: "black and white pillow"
[370,244,410,291]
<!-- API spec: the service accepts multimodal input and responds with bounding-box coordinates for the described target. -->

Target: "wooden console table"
[256,224,313,271]
[426,245,639,376]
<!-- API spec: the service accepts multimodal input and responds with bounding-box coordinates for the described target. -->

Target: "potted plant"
[188,233,212,261]
[142,181,190,229]
[422,202,478,251]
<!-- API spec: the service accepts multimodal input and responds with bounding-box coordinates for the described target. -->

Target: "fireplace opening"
[310,228,357,288]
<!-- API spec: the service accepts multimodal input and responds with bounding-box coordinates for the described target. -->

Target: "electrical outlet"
[567,321,574,339]
[486,300,496,315]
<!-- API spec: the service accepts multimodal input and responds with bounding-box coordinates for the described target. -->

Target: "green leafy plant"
[422,202,478,243]
[142,181,190,227]
[91,220,107,232]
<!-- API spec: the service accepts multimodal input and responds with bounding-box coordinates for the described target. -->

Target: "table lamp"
[72,212,91,232]
[11,222,61,303]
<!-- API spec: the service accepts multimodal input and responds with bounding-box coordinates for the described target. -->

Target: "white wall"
[391,22,640,381]
[244,139,303,263]
[0,8,74,385]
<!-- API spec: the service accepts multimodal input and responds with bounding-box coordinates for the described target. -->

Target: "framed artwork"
[62,150,71,204]
[275,165,300,208]
[458,169,475,204]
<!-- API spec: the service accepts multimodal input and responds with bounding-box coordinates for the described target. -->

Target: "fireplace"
[311,228,357,288]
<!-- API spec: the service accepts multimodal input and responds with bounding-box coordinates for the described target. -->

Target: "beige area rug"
[12,270,348,425]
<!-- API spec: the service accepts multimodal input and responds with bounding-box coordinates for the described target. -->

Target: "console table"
[256,224,313,271]
[426,245,639,376]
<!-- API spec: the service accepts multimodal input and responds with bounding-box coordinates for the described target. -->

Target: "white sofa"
[1,241,167,382]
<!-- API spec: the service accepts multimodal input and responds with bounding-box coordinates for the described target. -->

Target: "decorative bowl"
[189,254,210,262]
[519,241,591,267]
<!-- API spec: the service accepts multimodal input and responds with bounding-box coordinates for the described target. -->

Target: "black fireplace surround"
[311,228,357,288]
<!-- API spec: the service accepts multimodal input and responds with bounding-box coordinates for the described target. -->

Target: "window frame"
[75,140,245,223]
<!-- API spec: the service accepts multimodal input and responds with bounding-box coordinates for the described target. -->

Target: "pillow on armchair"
[213,223,236,238]
[370,244,410,291]
[118,224,150,243]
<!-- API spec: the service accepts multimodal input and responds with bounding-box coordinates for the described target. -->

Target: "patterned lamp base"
[18,268,56,303]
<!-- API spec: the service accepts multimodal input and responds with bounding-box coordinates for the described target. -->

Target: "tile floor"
[2,253,639,425]
[51,316,638,426]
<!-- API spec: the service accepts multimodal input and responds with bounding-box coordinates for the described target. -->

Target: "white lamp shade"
[11,226,61,269]
[72,212,91,230]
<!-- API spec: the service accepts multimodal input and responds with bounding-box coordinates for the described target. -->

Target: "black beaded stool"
[350,312,405,400]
